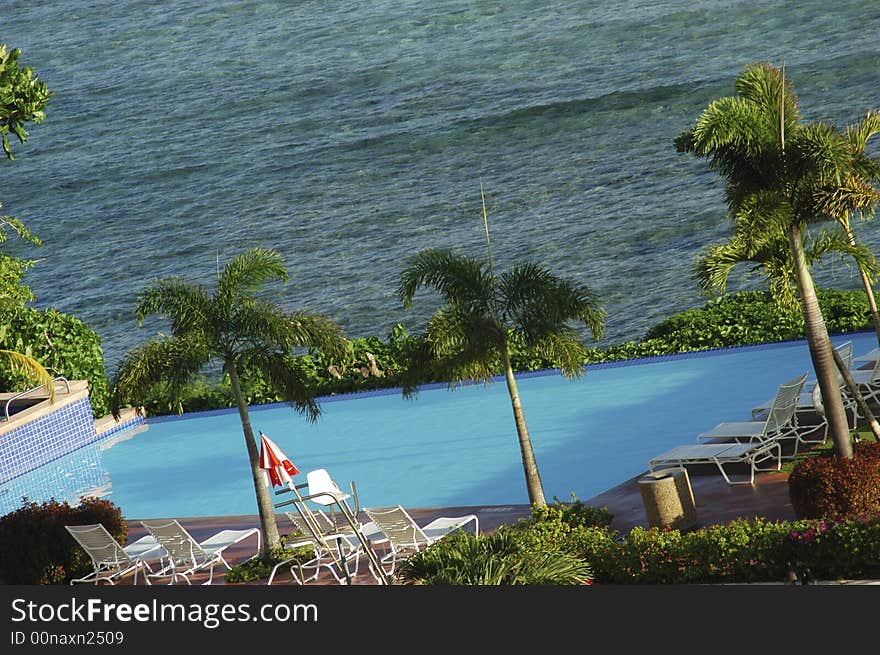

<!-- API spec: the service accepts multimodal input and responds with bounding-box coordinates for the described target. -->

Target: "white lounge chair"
[648,440,782,485]
[267,508,387,585]
[752,342,854,426]
[362,505,479,578]
[140,519,261,585]
[65,523,166,585]
[852,345,880,365]
[847,352,880,407]
[697,372,808,455]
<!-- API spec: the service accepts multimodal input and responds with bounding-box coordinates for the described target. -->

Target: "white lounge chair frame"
[848,352,880,408]
[697,372,808,456]
[648,440,782,485]
[267,510,388,585]
[273,480,391,585]
[65,523,166,585]
[140,519,261,585]
[752,342,854,424]
[362,505,479,578]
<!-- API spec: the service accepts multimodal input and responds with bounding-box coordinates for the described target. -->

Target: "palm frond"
[734,61,799,127]
[694,240,751,296]
[788,122,852,186]
[216,247,288,303]
[846,110,880,151]
[498,263,605,343]
[807,228,879,283]
[242,351,320,422]
[109,333,211,418]
[425,302,501,358]
[134,278,211,333]
[397,249,493,311]
[285,309,349,361]
[424,304,501,385]
[0,348,55,399]
[529,331,589,379]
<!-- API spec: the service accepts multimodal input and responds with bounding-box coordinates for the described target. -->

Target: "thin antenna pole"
[480,177,494,274]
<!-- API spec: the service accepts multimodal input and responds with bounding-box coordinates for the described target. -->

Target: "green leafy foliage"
[224,541,313,584]
[570,515,880,584]
[397,530,593,585]
[0,44,52,160]
[0,305,109,417]
[399,497,880,584]
[135,288,876,417]
[0,498,126,584]
[788,442,880,519]
[644,289,873,350]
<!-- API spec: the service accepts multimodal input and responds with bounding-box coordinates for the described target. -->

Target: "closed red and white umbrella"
[259,431,300,488]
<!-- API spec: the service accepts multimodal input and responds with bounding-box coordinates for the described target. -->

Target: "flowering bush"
[0,497,126,584]
[788,442,880,519]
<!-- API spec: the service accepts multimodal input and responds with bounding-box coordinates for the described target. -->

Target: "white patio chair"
[140,519,260,585]
[306,468,359,531]
[752,342,854,429]
[65,523,166,585]
[362,505,479,578]
[696,372,808,456]
[648,440,782,485]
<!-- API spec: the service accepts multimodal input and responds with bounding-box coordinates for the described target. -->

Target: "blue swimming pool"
[2,331,875,518]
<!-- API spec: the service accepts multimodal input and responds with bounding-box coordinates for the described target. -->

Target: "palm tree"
[109,248,348,554]
[397,242,605,508]
[696,218,880,439]
[676,62,880,459]
[819,111,880,347]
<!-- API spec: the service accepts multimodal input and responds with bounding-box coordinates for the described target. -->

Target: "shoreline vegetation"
[137,286,874,417]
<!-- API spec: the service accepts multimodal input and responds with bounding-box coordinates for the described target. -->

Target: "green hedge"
[0,305,110,417]
[399,502,880,585]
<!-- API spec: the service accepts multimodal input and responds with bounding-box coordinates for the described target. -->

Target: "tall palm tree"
[677,62,880,459]
[109,248,348,554]
[696,218,880,439]
[397,248,605,508]
[818,111,880,347]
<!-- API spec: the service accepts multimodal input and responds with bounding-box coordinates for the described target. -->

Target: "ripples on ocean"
[3,1,879,368]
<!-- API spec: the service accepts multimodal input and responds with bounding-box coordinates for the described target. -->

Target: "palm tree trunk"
[832,346,880,440]
[844,224,880,348]
[500,345,546,508]
[788,227,854,458]
[227,361,282,554]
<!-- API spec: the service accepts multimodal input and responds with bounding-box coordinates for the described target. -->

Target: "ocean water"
[3,1,880,369]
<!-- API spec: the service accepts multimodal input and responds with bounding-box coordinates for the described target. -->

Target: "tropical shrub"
[0,497,126,584]
[225,541,313,584]
[0,305,110,417]
[518,495,614,530]
[787,442,880,519]
[644,289,872,350]
[397,530,593,585]
[571,515,880,584]
[784,512,880,579]
[135,288,876,417]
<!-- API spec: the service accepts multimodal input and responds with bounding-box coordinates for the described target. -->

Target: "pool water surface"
[1,332,874,518]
